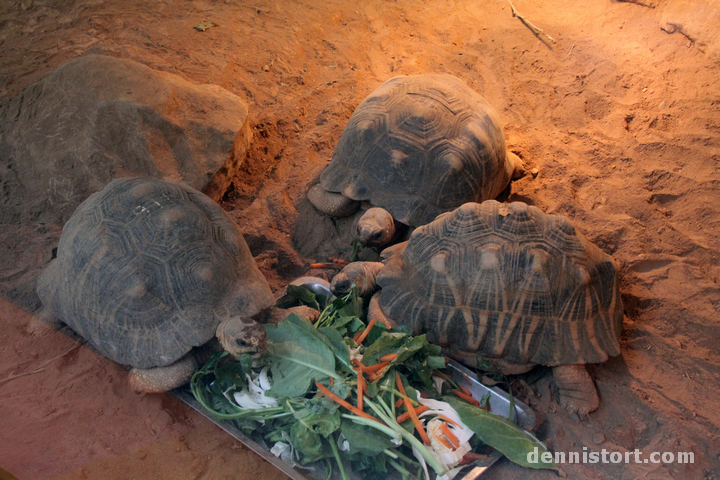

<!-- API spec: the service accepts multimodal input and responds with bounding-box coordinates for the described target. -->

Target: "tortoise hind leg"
[552,364,600,415]
[128,354,198,393]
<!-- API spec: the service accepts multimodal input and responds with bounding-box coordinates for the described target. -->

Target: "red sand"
[1,0,719,478]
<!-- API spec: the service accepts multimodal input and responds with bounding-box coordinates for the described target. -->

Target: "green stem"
[328,434,349,480]
[386,457,413,479]
[378,386,419,406]
[361,398,446,476]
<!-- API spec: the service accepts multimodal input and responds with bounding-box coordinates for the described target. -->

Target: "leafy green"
[443,395,556,470]
[361,331,408,365]
[290,421,326,462]
[340,418,395,455]
[264,314,340,397]
[276,284,325,310]
[191,284,551,478]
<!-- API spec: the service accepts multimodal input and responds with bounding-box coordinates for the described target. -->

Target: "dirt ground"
[1,0,720,479]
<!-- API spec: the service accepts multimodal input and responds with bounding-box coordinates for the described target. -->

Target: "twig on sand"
[508,0,556,43]
[0,343,83,387]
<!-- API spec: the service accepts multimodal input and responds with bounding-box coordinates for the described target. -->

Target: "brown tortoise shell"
[376,201,623,366]
[319,74,515,227]
[37,178,274,369]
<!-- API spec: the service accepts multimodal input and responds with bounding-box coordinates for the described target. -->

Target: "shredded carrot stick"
[394,375,430,443]
[396,405,429,423]
[357,372,367,391]
[459,372,473,396]
[352,358,365,369]
[404,397,431,445]
[379,353,398,362]
[440,422,460,448]
[395,375,408,396]
[309,262,346,269]
[459,452,489,466]
[452,390,480,407]
[364,361,389,373]
[435,434,454,450]
[315,382,379,423]
[395,398,404,408]
[327,256,349,265]
[357,372,364,411]
[329,377,334,386]
[353,318,377,344]
[438,414,460,427]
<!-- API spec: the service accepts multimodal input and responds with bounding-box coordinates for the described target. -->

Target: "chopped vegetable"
[189,284,555,479]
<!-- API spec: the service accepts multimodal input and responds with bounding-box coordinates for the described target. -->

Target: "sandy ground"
[1,0,720,479]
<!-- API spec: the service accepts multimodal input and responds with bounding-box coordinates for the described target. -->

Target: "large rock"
[0,54,251,224]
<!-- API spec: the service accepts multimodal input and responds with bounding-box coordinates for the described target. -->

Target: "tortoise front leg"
[552,364,600,415]
[307,184,360,217]
[368,292,397,329]
[128,354,198,393]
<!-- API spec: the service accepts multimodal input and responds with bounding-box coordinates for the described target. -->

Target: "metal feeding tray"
[173,359,535,480]
[175,277,535,479]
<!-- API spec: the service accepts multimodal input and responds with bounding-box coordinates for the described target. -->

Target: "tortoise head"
[216,316,267,359]
[355,207,396,247]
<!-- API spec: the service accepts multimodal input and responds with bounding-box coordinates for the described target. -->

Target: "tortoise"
[36,177,281,393]
[307,74,525,247]
[337,201,623,415]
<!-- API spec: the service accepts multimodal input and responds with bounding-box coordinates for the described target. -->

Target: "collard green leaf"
[290,421,325,462]
[443,395,556,470]
[339,418,395,455]
[426,355,447,370]
[264,314,339,397]
[395,334,428,363]
[294,406,341,437]
[362,331,408,365]
[318,326,352,373]
[279,313,353,373]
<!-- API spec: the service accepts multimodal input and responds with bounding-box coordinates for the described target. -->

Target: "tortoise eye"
[371,231,383,241]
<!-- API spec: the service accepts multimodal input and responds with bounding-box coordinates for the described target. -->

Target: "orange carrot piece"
[435,434,454,450]
[327,256,349,265]
[357,373,364,411]
[329,377,334,386]
[379,353,398,362]
[364,361,389,373]
[395,375,408,396]
[440,422,460,449]
[396,405,429,424]
[315,382,379,423]
[459,372,473,396]
[453,390,480,407]
[438,414,460,427]
[352,358,365,369]
[309,262,346,269]
[395,398,404,408]
[357,372,367,391]
[404,397,431,445]
[353,318,377,344]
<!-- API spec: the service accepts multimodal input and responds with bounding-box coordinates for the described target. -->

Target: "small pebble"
[262,65,270,72]
[592,433,606,444]
[657,417,667,425]
[658,101,666,110]
[530,167,539,178]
